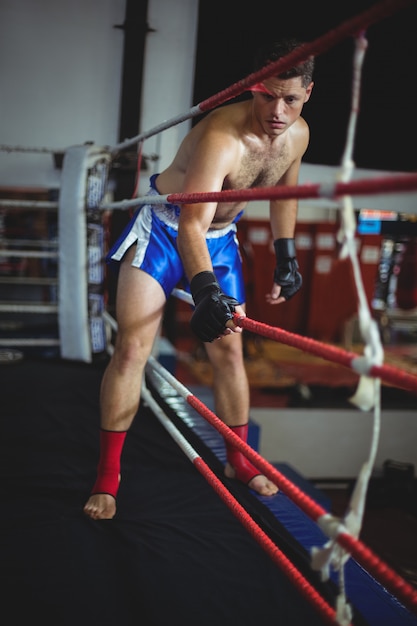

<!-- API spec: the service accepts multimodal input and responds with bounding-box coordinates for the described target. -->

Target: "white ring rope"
[0,302,58,313]
[307,33,384,605]
[0,250,58,259]
[0,199,58,211]
[0,144,58,154]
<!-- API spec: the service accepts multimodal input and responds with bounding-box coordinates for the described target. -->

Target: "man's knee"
[113,333,154,371]
[206,334,244,369]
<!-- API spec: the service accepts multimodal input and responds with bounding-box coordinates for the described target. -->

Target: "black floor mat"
[1,357,333,626]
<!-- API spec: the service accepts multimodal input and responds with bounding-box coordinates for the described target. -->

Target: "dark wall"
[194,0,417,171]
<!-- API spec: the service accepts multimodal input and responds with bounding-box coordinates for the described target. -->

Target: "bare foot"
[83,493,117,520]
[247,474,278,496]
[225,462,278,496]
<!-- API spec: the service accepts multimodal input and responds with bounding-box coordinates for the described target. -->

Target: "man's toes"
[248,475,278,496]
[264,481,277,495]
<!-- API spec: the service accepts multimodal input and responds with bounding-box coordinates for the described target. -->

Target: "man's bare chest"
[226,143,292,190]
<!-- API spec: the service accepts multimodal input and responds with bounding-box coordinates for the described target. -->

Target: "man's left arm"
[267,159,302,304]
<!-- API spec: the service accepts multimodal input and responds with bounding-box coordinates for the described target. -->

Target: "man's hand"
[190,271,241,342]
[267,238,302,305]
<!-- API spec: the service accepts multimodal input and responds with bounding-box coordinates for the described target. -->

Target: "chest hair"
[228,142,291,190]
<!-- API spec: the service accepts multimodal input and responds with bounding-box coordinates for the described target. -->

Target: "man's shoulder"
[290,116,310,151]
[190,105,245,150]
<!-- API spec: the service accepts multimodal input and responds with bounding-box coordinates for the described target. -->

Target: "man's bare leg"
[205,333,278,496]
[84,252,166,520]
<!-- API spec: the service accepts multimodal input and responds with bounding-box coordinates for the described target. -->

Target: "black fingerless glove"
[273,238,302,300]
[190,271,238,342]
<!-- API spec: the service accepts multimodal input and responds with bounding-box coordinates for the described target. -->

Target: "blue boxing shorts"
[107,174,246,304]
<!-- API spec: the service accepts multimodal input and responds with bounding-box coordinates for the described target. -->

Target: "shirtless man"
[84,39,314,520]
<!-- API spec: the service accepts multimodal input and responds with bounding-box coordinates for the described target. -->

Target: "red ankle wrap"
[91,429,127,498]
[225,424,261,486]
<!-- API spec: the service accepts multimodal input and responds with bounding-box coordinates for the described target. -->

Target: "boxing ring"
[1,0,417,624]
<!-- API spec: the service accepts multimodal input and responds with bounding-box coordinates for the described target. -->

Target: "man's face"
[252,76,313,136]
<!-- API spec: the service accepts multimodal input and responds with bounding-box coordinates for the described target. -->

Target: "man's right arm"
[176,127,243,341]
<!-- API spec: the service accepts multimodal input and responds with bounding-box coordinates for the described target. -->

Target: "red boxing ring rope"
[171,287,417,395]
[164,173,417,204]
[100,172,417,211]
[233,315,417,396]
[146,355,417,615]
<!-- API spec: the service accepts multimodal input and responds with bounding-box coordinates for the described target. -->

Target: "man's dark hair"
[253,38,314,88]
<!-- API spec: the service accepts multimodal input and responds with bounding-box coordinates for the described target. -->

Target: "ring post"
[58,144,111,361]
